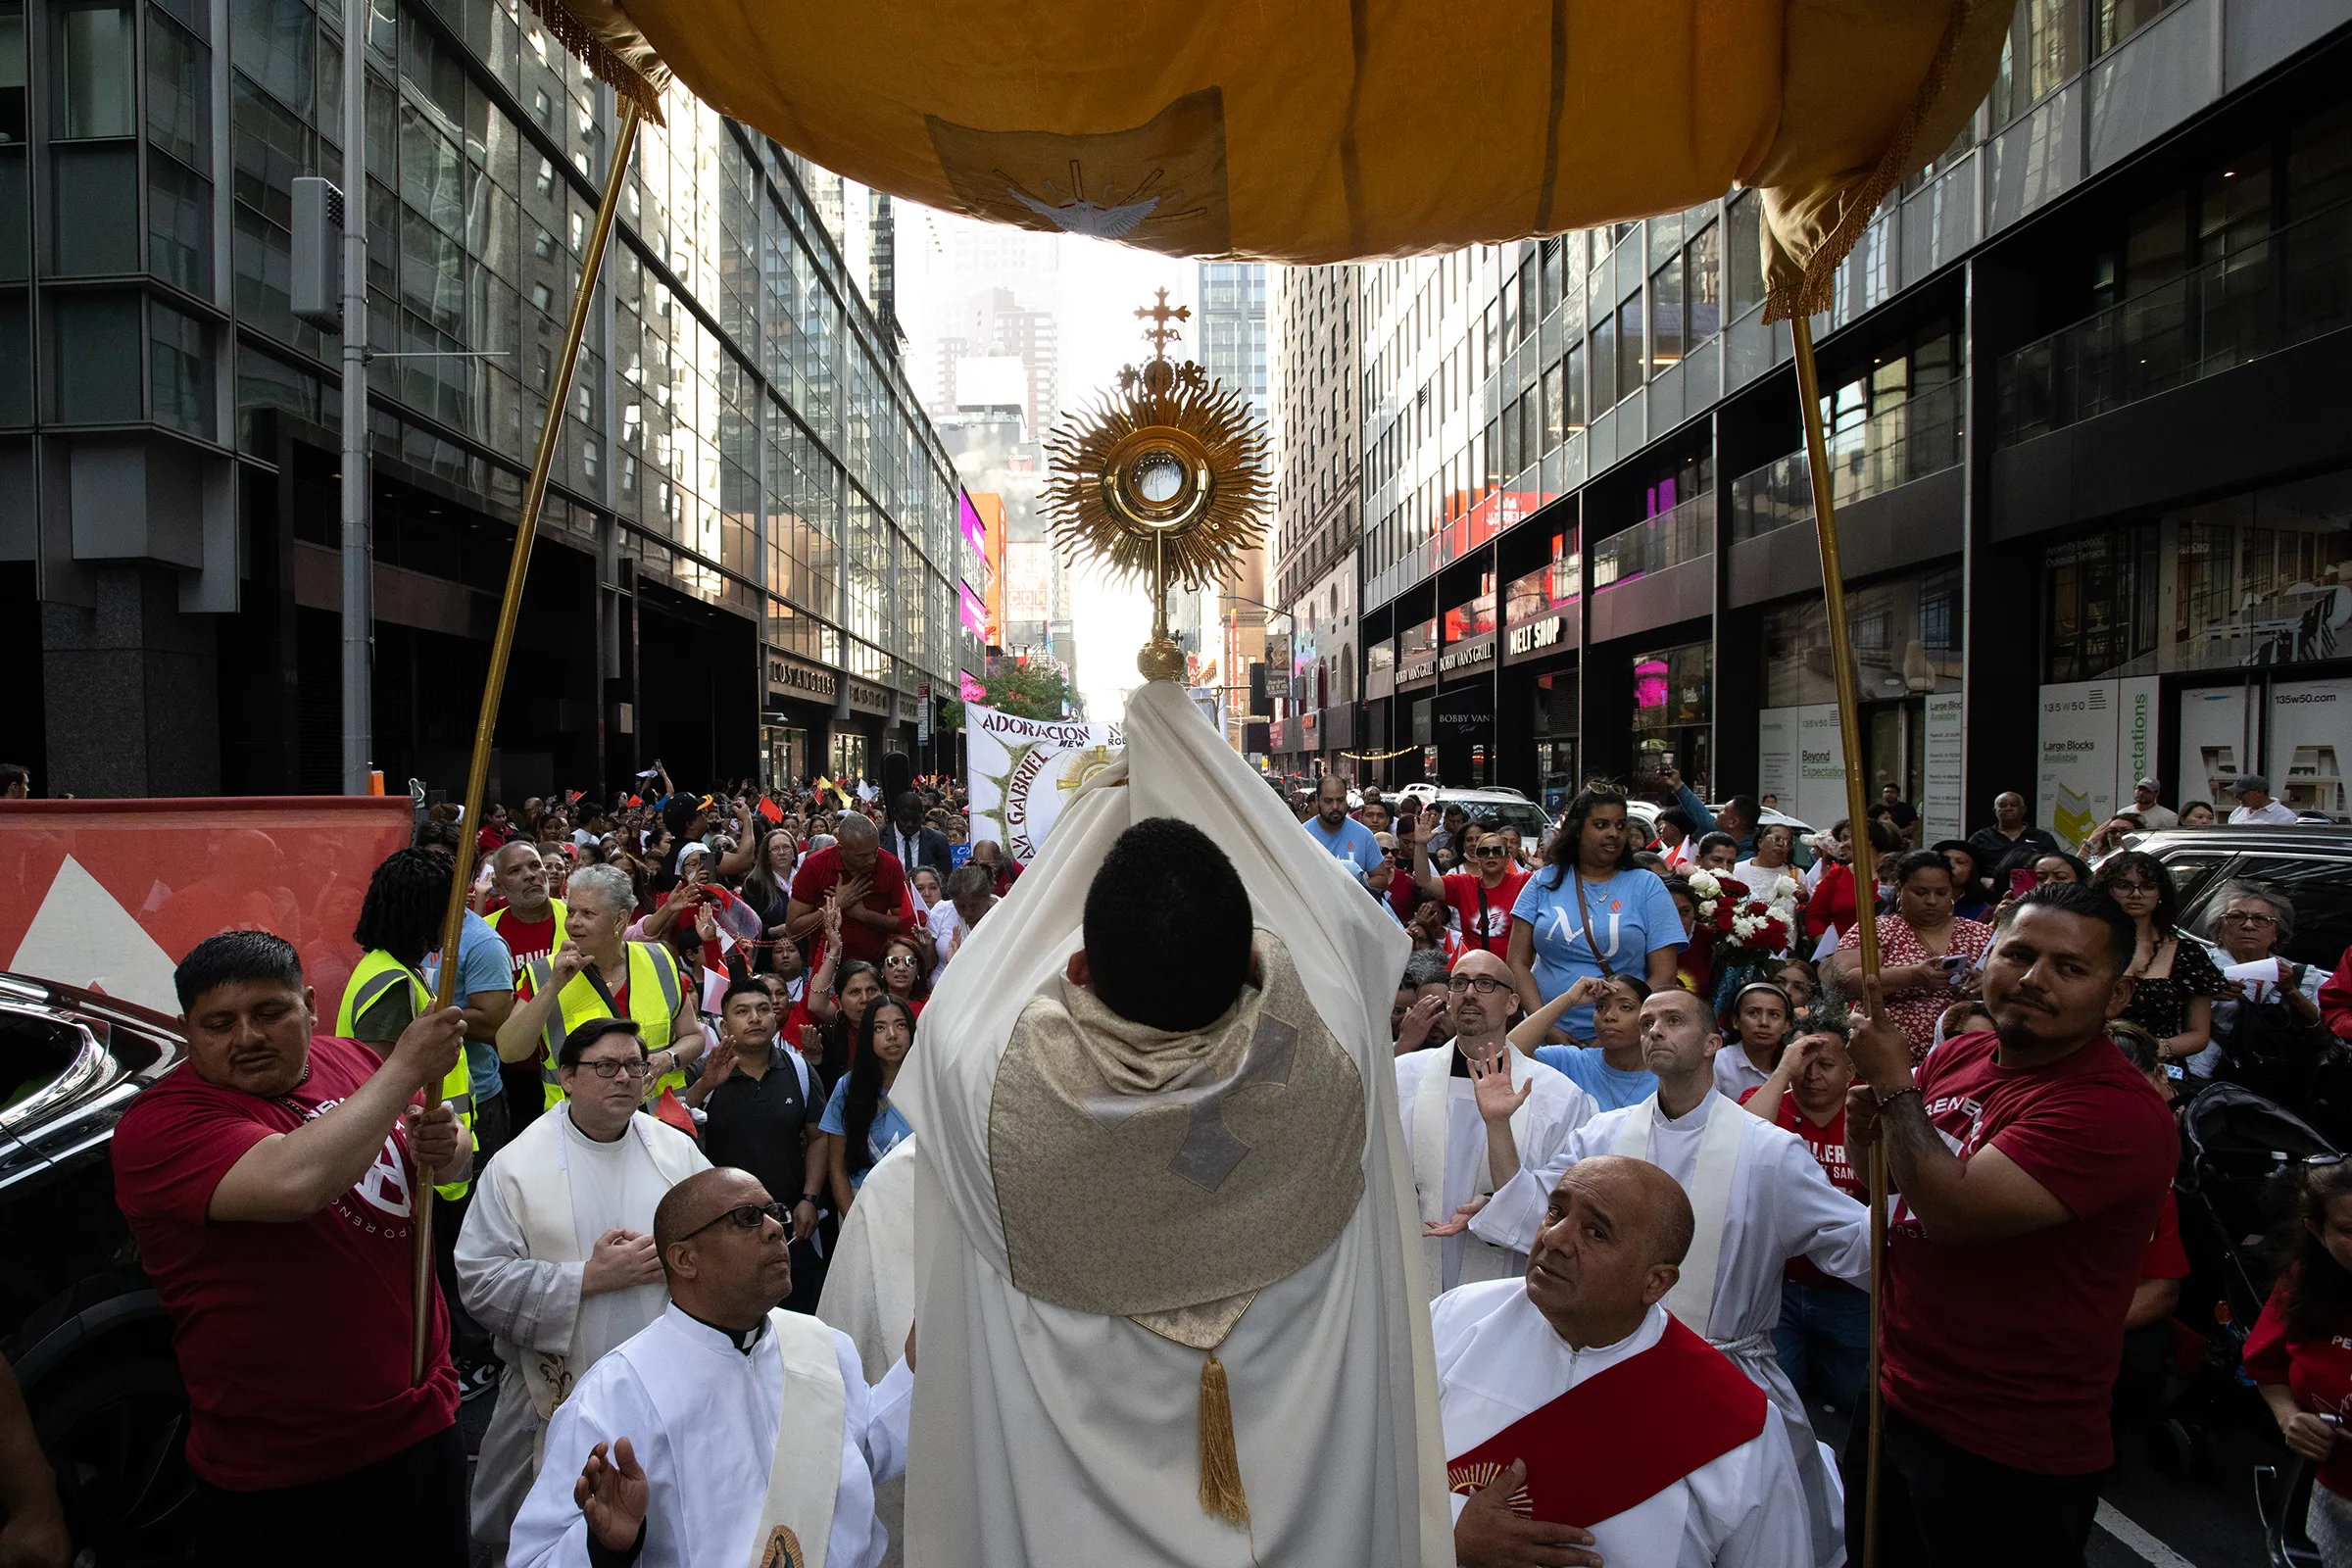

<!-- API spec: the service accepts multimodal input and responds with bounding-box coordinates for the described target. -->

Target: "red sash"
[1446,1315,1768,1526]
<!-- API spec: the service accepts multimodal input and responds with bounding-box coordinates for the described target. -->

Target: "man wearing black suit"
[883,791,955,884]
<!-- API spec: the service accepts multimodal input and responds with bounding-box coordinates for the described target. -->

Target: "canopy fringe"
[517,0,667,125]
[1764,0,1980,323]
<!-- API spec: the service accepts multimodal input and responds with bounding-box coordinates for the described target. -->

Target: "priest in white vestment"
[895,678,1451,1568]
[1466,988,1867,1568]
[457,1018,710,1560]
[1439,1155,1808,1568]
[509,1167,912,1568]
[1396,949,1591,1298]
[815,1137,918,1568]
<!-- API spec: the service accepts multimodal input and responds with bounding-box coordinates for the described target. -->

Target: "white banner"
[1793,704,1849,832]
[1922,692,1965,844]
[964,704,1125,863]
[2271,678,2350,819]
[2037,681,2119,850]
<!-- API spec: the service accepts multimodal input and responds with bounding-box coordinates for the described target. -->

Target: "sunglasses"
[677,1200,791,1241]
[882,954,918,967]
[1474,845,1508,858]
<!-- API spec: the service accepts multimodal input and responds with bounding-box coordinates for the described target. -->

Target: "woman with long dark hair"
[2092,849,2232,1068]
[1504,783,1684,1042]
[2247,1158,2352,1565]
[817,995,916,1213]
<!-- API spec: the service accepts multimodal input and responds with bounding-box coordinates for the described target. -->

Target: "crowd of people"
[36,765,994,1567]
[1309,766,2352,1566]
[3,735,2349,1568]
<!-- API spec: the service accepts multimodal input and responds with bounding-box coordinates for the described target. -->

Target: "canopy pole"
[412,100,646,1388]
[1788,310,1885,1566]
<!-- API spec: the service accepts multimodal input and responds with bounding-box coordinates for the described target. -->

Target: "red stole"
[1446,1315,1768,1525]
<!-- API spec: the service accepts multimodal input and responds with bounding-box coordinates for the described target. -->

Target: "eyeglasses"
[2107,881,2159,897]
[676,1200,791,1241]
[1446,975,1509,995]
[575,1056,651,1079]
[2221,910,2279,927]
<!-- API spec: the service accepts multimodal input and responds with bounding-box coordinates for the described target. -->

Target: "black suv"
[1,972,195,1562]
[2120,824,2352,972]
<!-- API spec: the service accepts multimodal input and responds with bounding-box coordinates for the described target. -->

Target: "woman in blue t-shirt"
[1507,783,1686,1040]
[819,994,915,1212]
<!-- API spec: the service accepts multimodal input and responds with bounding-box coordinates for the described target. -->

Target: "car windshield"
[1447,799,1549,840]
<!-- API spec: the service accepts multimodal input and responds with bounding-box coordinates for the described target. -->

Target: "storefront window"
[829,731,867,785]
[2042,467,2352,680]
[1764,567,1966,708]
[1534,673,1579,811]
[1444,573,1496,642]
[1506,527,1582,623]
[1631,641,1711,794]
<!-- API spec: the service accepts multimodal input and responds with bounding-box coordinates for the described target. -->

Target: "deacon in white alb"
[508,1167,911,1568]
[897,679,1452,1567]
[456,1016,710,1562]
[1465,987,1868,1568]
[1439,1155,1808,1568]
[1396,949,1591,1298]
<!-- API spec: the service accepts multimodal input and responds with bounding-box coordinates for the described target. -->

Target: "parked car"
[2114,825,2352,973]
[1,972,195,1563]
[1391,785,1555,847]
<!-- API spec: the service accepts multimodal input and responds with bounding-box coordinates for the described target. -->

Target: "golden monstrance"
[1041,290,1271,682]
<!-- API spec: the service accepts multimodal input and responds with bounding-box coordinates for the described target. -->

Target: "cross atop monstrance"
[1135,288,1191,359]
[1044,293,1269,682]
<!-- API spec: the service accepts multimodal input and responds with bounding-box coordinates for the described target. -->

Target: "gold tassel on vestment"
[1197,1350,1250,1527]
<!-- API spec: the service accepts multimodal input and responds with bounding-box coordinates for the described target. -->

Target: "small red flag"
[757,797,784,824]
[627,794,643,807]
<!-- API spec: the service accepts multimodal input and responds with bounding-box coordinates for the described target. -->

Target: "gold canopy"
[515,0,2006,318]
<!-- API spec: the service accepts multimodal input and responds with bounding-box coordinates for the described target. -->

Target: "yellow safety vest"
[334,949,475,1201]
[520,940,685,1109]
[487,899,568,985]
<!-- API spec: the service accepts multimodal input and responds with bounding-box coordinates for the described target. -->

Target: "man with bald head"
[1396,948,1591,1297]
[786,811,918,966]
[1468,987,1868,1568]
[508,1168,911,1568]
[1437,1155,1808,1568]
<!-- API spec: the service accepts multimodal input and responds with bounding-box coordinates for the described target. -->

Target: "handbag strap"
[1574,869,1615,979]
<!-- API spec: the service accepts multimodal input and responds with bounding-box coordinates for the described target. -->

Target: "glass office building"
[1356,3,2352,835]
[0,0,967,798]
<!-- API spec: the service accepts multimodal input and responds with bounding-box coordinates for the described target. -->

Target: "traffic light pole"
[339,0,371,795]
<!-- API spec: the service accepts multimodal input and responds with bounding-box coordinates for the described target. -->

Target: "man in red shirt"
[1740,1027,1868,1412]
[784,811,915,966]
[1844,882,2177,1568]
[2322,945,2352,1044]
[1409,813,1528,956]
[111,930,473,1565]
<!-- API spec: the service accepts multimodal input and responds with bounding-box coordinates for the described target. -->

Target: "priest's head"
[1446,950,1520,1046]
[558,1018,652,1142]
[1639,988,1722,1091]
[1066,818,1254,1034]
[1527,1155,1694,1348]
[654,1168,795,1329]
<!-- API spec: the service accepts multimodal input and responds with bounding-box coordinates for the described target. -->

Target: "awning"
[516,0,2007,318]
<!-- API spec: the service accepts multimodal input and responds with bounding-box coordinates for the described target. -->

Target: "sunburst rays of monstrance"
[1043,290,1270,683]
